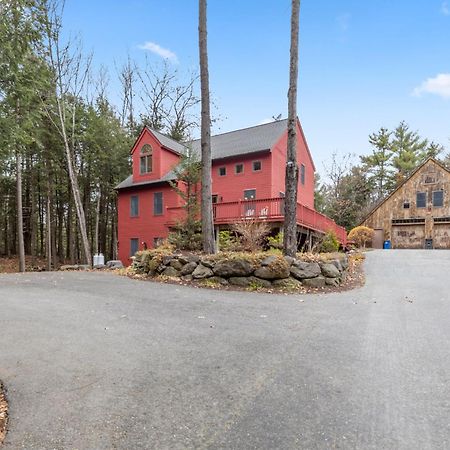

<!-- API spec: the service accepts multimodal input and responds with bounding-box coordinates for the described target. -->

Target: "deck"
[167,197,347,244]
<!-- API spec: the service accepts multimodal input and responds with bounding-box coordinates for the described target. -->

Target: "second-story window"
[433,190,444,207]
[219,166,226,176]
[300,164,306,185]
[140,144,153,174]
[130,195,139,217]
[235,163,244,174]
[252,161,261,171]
[154,192,163,215]
[416,192,426,208]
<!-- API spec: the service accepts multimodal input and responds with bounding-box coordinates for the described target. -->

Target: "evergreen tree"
[360,127,393,200]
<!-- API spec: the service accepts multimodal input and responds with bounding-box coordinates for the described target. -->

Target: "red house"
[116,119,346,264]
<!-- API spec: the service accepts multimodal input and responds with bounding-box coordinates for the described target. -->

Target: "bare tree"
[198,0,215,254]
[42,0,92,266]
[137,59,174,131]
[166,75,200,141]
[283,0,300,257]
[118,54,137,130]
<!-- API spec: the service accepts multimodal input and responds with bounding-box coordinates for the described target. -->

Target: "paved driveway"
[1,250,450,449]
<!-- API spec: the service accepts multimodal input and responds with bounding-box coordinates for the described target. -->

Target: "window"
[219,166,226,176]
[243,189,256,216]
[403,201,410,209]
[140,144,153,174]
[392,218,425,225]
[130,238,139,256]
[433,190,444,207]
[244,189,256,200]
[300,164,306,185]
[153,192,163,215]
[416,192,426,208]
[235,163,244,174]
[252,161,261,172]
[130,195,139,217]
[424,175,436,184]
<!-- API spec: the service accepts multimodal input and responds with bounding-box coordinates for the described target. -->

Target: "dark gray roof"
[189,119,288,160]
[150,128,187,155]
[117,120,289,190]
[115,170,177,190]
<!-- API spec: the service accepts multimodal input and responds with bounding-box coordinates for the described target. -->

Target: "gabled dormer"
[131,127,186,183]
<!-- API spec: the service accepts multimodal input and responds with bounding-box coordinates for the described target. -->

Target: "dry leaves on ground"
[0,382,8,446]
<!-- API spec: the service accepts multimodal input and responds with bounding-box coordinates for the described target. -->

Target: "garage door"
[392,225,425,249]
[433,224,450,249]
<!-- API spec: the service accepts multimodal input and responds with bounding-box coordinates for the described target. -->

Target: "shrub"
[348,226,374,248]
[168,220,202,251]
[218,230,240,252]
[267,231,283,250]
[232,218,271,252]
[316,230,340,253]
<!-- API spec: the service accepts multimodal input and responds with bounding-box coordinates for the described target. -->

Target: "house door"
[372,229,384,249]
[243,189,256,217]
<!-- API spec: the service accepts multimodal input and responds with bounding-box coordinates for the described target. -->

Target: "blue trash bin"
[383,240,391,249]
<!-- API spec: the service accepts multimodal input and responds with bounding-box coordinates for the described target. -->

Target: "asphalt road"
[1,250,450,449]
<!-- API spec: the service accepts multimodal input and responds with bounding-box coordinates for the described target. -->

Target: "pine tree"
[360,127,393,200]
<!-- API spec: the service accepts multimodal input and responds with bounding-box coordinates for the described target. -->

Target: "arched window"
[140,144,153,174]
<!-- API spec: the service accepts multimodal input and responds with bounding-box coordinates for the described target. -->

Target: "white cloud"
[138,41,178,63]
[441,1,450,15]
[413,73,450,99]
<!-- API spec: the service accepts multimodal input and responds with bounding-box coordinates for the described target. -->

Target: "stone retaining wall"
[131,251,349,289]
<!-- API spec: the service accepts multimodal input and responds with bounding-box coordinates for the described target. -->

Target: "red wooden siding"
[131,128,181,184]
[270,121,315,208]
[118,184,180,264]
[211,152,272,202]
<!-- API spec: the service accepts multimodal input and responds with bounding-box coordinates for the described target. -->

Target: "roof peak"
[189,118,288,142]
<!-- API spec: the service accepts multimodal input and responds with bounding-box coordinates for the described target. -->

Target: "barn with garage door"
[362,158,450,249]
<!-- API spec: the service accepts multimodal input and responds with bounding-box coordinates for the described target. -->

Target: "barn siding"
[363,159,450,249]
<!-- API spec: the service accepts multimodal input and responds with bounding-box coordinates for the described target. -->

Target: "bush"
[218,230,239,252]
[168,220,202,251]
[232,218,271,252]
[267,231,283,250]
[348,226,374,248]
[317,230,340,253]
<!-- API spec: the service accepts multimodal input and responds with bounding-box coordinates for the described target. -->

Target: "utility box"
[93,253,105,266]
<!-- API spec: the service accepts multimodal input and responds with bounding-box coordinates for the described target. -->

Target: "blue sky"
[63,0,450,174]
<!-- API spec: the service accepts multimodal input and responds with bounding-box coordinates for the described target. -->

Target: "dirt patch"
[0,382,8,446]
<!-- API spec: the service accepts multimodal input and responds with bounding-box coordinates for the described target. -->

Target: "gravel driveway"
[1,250,450,449]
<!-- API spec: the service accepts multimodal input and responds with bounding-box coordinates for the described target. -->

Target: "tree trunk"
[60,116,92,266]
[198,0,215,254]
[46,178,52,271]
[16,151,26,272]
[94,189,101,255]
[283,0,300,257]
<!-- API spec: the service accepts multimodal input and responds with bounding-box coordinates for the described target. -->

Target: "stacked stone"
[132,252,349,289]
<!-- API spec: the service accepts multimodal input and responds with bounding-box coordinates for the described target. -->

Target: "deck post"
[215,226,220,252]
